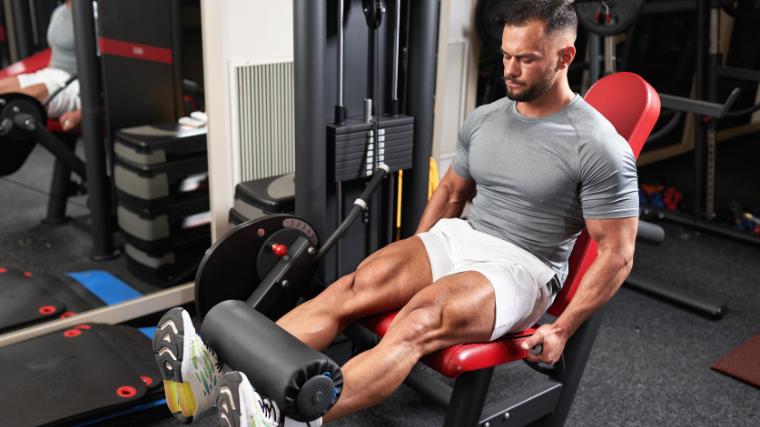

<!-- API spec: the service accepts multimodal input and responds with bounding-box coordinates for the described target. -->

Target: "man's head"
[501,0,577,102]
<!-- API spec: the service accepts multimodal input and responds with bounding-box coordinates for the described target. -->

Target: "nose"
[504,57,520,79]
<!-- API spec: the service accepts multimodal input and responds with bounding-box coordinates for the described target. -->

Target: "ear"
[557,45,576,70]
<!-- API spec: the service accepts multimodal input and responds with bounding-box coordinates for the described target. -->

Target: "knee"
[345,264,385,297]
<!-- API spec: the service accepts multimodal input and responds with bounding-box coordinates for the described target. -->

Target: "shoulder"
[469,97,511,122]
[567,97,632,157]
[461,97,510,136]
[50,4,69,21]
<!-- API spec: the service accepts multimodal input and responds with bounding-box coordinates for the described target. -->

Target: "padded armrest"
[0,48,52,79]
[362,311,536,378]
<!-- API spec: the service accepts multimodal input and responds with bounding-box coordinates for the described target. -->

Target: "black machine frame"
[294,0,435,282]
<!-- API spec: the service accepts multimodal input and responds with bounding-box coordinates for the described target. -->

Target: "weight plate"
[194,214,319,319]
[576,0,644,36]
[0,92,47,141]
[721,0,760,17]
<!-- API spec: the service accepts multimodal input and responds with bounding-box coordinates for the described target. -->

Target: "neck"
[515,77,574,118]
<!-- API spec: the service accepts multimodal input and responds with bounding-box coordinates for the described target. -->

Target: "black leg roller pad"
[201,300,342,422]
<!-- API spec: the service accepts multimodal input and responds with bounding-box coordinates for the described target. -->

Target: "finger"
[520,331,543,351]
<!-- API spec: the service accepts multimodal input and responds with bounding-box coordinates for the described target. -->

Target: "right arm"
[415,167,475,234]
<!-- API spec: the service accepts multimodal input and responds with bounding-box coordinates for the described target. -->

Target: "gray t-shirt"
[452,95,639,282]
[47,4,77,76]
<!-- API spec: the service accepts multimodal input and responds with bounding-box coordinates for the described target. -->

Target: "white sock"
[283,416,323,427]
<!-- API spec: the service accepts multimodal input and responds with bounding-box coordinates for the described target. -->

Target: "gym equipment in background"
[196,166,389,320]
[0,49,91,225]
[574,0,645,36]
[0,91,97,229]
[0,322,163,426]
[97,0,204,132]
[625,217,728,320]
[195,164,390,421]
[228,173,295,226]
[3,0,59,61]
[113,124,211,286]
[324,0,413,273]
[0,266,168,425]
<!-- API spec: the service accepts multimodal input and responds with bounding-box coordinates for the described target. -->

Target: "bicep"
[585,217,638,261]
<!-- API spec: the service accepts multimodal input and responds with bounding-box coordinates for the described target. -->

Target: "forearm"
[553,247,633,339]
[415,184,469,234]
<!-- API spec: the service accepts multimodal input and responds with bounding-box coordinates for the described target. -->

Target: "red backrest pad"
[547,72,660,317]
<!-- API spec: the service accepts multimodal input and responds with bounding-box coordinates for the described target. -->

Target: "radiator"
[230,60,295,182]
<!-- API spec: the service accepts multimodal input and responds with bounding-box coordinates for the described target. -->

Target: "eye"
[522,57,534,64]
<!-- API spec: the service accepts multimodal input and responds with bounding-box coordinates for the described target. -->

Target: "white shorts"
[417,218,559,340]
[17,67,80,118]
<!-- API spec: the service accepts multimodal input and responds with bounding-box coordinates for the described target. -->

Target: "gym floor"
[2,145,759,426]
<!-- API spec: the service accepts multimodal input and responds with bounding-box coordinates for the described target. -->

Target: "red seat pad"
[0,49,77,135]
[0,49,51,79]
[362,311,536,378]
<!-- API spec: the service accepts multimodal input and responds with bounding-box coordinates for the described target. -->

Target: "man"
[153,1,639,426]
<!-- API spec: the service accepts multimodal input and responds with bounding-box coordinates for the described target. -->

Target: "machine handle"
[315,165,389,263]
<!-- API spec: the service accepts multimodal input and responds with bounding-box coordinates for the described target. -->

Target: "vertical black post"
[44,136,77,223]
[541,310,605,427]
[293,0,329,243]
[692,0,708,221]
[588,33,600,86]
[400,0,438,238]
[704,0,721,221]
[443,368,493,427]
[72,0,116,259]
[170,0,185,118]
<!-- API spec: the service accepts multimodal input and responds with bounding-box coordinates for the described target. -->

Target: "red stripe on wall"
[98,37,173,64]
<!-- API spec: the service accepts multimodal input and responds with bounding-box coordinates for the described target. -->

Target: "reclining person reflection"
[0,0,82,130]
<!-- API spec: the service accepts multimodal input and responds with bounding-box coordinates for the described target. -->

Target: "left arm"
[523,216,638,364]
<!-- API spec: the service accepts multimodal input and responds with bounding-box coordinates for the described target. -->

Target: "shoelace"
[205,343,224,373]
[258,398,278,421]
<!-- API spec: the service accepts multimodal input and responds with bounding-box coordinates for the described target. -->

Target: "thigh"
[384,271,497,354]
[461,262,549,340]
[17,83,49,104]
[46,80,79,118]
[322,236,435,321]
[0,76,21,93]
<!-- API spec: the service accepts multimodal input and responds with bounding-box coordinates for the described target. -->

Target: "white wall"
[431,0,479,177]
[201,0,294,240]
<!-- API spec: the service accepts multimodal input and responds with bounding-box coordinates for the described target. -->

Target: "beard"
[504,70,555,102]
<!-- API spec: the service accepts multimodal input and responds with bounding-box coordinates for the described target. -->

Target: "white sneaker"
[217,371,281,427]
[153,307,222,423]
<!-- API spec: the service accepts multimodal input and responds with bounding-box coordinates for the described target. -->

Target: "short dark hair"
[503,0,577,36]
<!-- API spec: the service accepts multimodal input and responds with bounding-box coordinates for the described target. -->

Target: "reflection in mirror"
[0,0,205,333]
